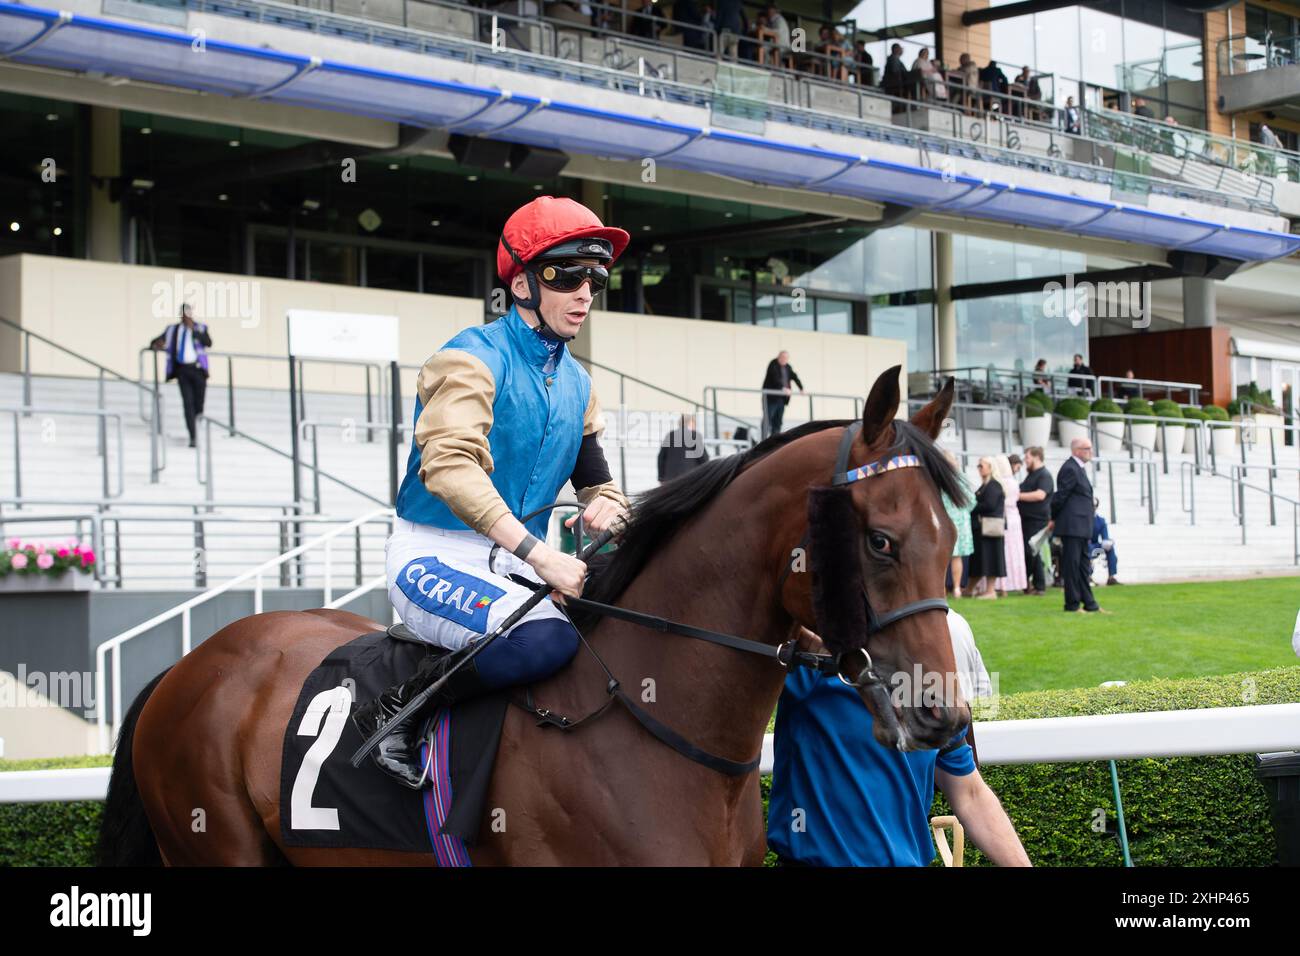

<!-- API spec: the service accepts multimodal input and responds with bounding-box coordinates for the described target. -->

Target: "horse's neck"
[584,469,798,769]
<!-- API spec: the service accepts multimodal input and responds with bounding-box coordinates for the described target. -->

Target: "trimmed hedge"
[1090,397,1122,420]
[1180,405,1208,422]
[932,666,1300,867]
[0,755,111,867]
[1055,397,1090,421]
[7,668,1298,867]
[1123,397,1154,416]
[1203,404,1230,422]
[1152,399,1183,419]
[1024,390,1054,415]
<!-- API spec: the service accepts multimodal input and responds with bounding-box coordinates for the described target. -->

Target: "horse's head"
[798,365,967,752]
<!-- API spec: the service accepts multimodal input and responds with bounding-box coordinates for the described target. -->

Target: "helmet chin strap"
[518,271,575,343]
[501,233,575,342]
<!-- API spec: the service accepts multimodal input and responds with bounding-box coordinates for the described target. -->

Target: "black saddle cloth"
[279,629,509,852]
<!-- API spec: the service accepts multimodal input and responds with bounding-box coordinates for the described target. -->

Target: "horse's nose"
[909,703,968,748]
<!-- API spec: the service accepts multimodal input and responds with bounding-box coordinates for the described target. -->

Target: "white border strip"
[3,704,1297,803]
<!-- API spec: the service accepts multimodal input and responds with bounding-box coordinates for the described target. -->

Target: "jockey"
[352,196,632,788]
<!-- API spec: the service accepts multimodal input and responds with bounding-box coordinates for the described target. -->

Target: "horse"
[98,365,967,866]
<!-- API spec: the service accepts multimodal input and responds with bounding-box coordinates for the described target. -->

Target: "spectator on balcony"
[546,1,594,28]
[1032,357,1051,390]
[1258,123,1282,149]
[953,52,980,112]
[978,59,1008,112]
[834,29,855,77]
[1068,353,1094,396]
[673,0,709,50]
[658,414,710,483]
[714,0,741,58]
[1062,96,1081,134]
[1132,96,1154,119]
[754,4,791,68]
[1117,369,1140,400]
[853,39,874,85]
[700,2,714,33]
[882,42,908,99]
[813,26,850,82]
[912,47,947,101]
[1011,66,1041,119]
[629,0,660,40]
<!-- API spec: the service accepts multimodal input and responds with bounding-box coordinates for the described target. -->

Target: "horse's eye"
[867,531,893,556]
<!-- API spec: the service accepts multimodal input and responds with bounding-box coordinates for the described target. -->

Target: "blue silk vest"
[395,306,592,539]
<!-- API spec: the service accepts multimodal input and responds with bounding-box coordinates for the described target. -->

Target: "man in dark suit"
[1050,437,1105,613]
[149,304,212,448]
[761,350,803,439]
[657,414,710,482]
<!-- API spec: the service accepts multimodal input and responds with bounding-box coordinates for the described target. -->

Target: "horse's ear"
[861,365,902,446]
[910,376,955,440]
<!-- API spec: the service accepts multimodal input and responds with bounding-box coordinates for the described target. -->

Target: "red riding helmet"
[496,196,630,284]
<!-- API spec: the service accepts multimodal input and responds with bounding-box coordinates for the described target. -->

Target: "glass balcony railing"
[124,0,1285,215]
[1084,105,1300,192]
[1218,30,1300,75]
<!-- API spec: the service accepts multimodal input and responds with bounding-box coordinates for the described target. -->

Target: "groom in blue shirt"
[768,618,1029,866]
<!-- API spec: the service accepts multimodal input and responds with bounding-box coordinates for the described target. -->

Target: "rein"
[491,421,949,776]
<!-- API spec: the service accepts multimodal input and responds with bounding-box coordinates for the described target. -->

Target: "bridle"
[489,420,951,774]
[775,420,950,691]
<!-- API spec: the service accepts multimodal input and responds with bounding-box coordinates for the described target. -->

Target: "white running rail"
[6,703,1296,804]
[94,507,395,753]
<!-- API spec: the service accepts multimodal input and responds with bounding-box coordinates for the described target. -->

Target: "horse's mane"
[571,414,965,630]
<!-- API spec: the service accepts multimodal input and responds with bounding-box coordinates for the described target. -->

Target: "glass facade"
[990,0,1206,128]
[0,93,86,259]
[952,234,1089,374]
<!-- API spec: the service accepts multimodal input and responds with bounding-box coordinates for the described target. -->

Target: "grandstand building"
[1,0,1299,406]
[3,0,1300,759]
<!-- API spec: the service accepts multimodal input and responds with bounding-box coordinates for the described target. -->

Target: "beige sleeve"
[575,387,629,511]
[582,387,606,437]
[414,349,512,537]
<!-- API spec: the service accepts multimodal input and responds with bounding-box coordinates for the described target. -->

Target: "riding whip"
[349,527,615,767]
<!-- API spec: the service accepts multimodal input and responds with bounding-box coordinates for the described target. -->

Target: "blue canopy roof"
[3,1,1297,262]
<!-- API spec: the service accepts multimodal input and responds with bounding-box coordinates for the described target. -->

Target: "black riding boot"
[352,649,493,790]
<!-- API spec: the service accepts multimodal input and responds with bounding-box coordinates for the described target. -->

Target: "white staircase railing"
[94,507,395,753]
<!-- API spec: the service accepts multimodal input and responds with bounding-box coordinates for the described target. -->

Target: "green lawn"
[956,576,1300,694]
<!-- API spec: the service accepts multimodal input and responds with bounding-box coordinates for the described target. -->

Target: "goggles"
[532,261,610,294]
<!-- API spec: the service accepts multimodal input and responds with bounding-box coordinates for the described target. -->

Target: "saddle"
[278,627,510,861]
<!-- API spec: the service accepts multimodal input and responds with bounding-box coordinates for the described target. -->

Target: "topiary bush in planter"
[1151,399,1185,452]
[1055,397,1090,447]
[1091,398,1124,451]
[1055,397,1090,421]
[1125,397,1156,451]
[1180,406,1207,453]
